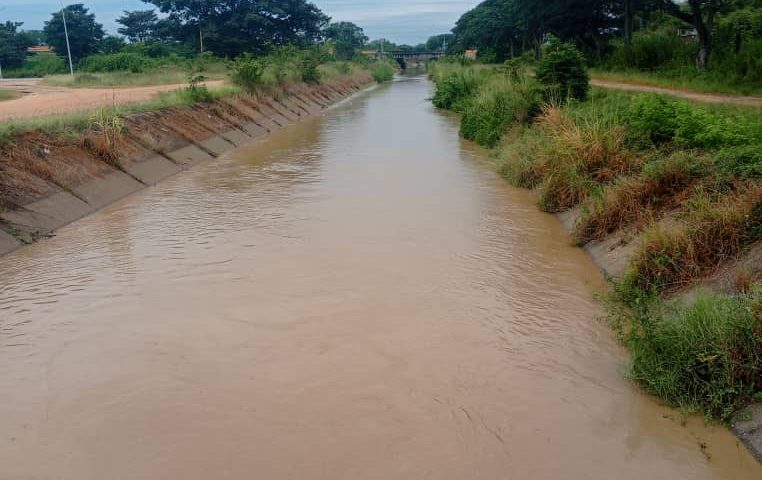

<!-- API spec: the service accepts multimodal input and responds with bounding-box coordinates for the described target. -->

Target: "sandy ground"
[0,78,226,122]
[591,78,762,107]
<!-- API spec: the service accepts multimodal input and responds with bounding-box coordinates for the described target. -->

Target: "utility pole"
[60,2,75,76]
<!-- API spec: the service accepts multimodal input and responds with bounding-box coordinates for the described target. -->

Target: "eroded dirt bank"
[0,73,372,255]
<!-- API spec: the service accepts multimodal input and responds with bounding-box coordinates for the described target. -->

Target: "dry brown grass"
[625,183,762,293]
[574,152,710,243]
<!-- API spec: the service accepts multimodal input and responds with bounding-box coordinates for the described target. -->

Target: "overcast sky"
[1,0,480,44]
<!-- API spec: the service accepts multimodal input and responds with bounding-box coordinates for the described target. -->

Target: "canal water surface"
[1,75,759,479]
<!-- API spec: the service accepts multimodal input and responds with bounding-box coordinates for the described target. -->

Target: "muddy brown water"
[1,75,759,479]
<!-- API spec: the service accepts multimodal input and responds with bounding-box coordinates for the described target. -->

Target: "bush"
[605,31,694,71]
[371,64,394,83]
[300,52,321,83]
[431,63,484,110]
[716,145,762,179]
[231,53,264,92]
[459,75,541,147]
[179,73,213,103]
[78,52,155,73]
[625,287,762,419]
[625,95,757,148]
[536,39,590,101]
[5,53,66,77]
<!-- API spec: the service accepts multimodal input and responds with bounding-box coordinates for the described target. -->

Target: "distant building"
[464,48,478,60]
[27,45,54,54]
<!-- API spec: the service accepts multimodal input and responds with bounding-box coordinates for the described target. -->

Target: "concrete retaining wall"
[0,75,372,256]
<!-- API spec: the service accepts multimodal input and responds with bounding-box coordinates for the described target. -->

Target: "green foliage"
[144,0,329,57]
[78,52,156,73]
[300,52,321,83]
[98,36,127,54]
[4,53,67,77]
[231,53,264,92]
[430,62,485,110]
[0,21,33,69]
[625,94,761,148]
[43,3,105,63]
[536,39,590,101]
[116,9,159,43]
[623,287,762,419]
[325,22,368,60]
[180,72,213,103]
[605,30,695,71]
[460,75,541,147]
[716,145,762,179]
[371,64,394,83]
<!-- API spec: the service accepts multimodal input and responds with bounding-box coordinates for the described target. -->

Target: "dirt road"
[591,78,762,107]
[0,78,226,122]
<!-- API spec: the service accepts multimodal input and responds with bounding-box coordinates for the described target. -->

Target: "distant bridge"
[382,51,446,68]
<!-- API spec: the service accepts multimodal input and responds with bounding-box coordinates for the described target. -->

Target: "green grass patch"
[0,89,21,102]
[612,286,762,420]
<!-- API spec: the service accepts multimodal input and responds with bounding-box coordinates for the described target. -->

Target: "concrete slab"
[166,144,215,166]
[242,122,269,138]
[0,191,92,234]
[220,129,253,147]
[125,155,183,185]
[200,136,235,156]
[0,230,22,255]
[73,171,145,209]
[269,100,301,120]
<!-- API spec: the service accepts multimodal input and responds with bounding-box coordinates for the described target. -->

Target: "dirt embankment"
[0,74,372,255]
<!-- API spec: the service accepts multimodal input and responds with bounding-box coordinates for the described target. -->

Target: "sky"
[0,0,481,45]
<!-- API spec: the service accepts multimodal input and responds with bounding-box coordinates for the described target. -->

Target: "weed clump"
[536,39,590,102]
[622,286,762,419]
[459,76,541,147]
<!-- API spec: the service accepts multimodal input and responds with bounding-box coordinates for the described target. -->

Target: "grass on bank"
[43,65,230,89]
[0,82,241,142]
[429,59,762,419]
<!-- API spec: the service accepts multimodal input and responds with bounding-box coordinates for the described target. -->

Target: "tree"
[143,0,330,57]
[43,4,105,63]
[657,0,728,70]
[117,10,159,43]
[0,21,32,69]
[426,34,454,51]
[99,35,127,53]
[325,21,368,59]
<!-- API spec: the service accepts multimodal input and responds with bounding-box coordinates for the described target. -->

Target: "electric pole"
[60,2,75,76]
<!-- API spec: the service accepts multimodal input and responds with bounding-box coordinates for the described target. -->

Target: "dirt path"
[591,78,762,107]
[0,79,227,122]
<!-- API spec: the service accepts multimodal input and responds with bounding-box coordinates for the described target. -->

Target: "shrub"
[625,94,756,148]
[371,64,394,83]
[179,73,213,103]
[6,53,66,77]
[536,39,590,101]
[300,52,321,83]
[716,145,762,179]
[625,286,762,419]
[459,75,541,147]
[431,64,484,110]
[78,52,155,73]
[231,54,264,92]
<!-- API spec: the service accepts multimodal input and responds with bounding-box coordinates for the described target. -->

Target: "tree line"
[0,1,380,72]
[450,0,762,72]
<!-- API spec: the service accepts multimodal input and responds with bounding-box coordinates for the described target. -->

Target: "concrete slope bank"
[0,74,373,256]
